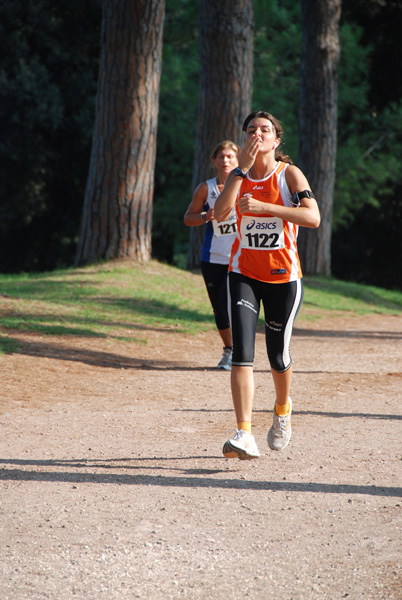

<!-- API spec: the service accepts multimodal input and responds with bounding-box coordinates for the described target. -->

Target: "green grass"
[303,276,402,317]
[0,260,401,355]
[0,260,213,355]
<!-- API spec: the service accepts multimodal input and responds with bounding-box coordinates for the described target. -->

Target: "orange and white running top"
[229,161,302,284]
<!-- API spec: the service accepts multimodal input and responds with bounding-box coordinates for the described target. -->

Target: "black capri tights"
[201,261,231,331]
[229,272,304,372]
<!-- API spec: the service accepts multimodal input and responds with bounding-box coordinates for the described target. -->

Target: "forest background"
[0,0,401,289]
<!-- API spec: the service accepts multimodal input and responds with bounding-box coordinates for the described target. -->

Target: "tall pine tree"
[76,0,165,265]
[186,0,254,269]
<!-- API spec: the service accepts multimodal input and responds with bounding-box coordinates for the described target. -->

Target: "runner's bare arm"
[184,182,214,225]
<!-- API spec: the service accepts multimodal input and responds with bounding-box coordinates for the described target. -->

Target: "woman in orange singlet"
[214,111,321,460]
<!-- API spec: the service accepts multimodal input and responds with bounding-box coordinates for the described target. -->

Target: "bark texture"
[76,0,165,265]
[297,0,341,275]
[187,0,254,269]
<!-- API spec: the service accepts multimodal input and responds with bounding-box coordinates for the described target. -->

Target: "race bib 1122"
[240,216,285,250]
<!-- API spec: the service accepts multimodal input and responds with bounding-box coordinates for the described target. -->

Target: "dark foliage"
[0,0,101,272]
[332,191,402,290]
[341,0,402,111]
[152,0,199,265]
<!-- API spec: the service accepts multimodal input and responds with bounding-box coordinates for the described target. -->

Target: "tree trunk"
[76,0,165,266]
[187,0,254,270]
[297,0,341,275]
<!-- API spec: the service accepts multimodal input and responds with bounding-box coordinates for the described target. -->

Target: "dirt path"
[0,313,401,599]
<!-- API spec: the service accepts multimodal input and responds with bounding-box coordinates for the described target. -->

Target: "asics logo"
[246,220,277,231]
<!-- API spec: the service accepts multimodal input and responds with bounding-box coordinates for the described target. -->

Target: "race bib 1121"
[212,212,237,237]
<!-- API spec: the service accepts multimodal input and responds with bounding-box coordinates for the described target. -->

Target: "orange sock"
[275,403,290,416]
[237,421,251,434]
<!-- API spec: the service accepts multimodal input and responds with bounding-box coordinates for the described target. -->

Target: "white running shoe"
[223,429,260,460]
[267,397,292,451]
[217,347,232,371]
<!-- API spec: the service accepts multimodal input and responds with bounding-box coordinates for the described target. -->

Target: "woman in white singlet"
[184,141,239,370]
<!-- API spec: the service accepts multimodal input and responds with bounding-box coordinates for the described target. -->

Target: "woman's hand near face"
[215,136,261,222]
[237,135,260,173]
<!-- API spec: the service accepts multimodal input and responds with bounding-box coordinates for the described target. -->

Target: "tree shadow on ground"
[0,459,400,498]
[174,407,402,420]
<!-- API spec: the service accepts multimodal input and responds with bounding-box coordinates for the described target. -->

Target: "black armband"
[291,189,315,207]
